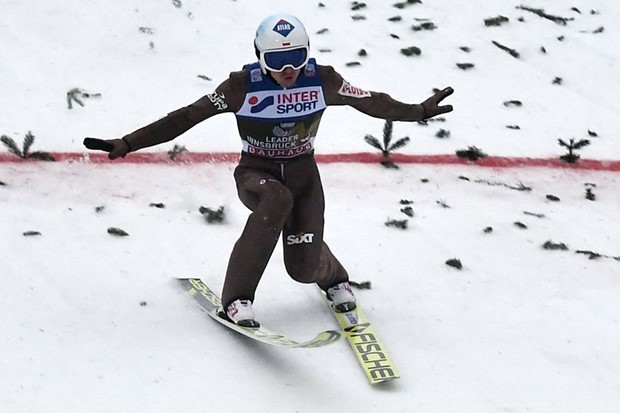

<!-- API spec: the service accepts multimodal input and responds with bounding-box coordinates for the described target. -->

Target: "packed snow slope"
[1,1,619,413]
[2,162,620,413]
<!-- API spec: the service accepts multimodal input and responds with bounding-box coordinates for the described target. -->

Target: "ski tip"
[371,375,400,385]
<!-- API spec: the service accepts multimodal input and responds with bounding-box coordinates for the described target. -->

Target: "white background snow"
[1,1,619,412]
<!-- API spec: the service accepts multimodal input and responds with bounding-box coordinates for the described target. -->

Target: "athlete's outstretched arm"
[83,72,245,159]
[320,65,453,122]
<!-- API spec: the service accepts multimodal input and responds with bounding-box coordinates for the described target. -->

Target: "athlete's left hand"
[421,87,454,120]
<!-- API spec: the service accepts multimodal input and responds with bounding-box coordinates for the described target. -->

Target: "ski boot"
[326,282,357,312]
[226,299,260,328]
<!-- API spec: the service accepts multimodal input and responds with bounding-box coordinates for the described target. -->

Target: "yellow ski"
[330,302,400,385]
[179,278,341,348]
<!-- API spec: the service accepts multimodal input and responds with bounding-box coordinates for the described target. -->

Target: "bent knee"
[271,186,294,210]
[257,186,294,227]
[261,185,293,214]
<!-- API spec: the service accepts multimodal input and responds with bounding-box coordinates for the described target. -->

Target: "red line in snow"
[1,152,619,171]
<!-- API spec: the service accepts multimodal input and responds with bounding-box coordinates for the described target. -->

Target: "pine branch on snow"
[585,183,596,201]
[364,120,410,168]
[168,144,188,160]
[456,146,487,161]
[484,16,509,27]
[1,131,54,161]
[23,231,42,237]
[492,40,520,58]
[543,241,569,250]
[108,227,129,236]
[558,138,590,163]
[516,5,574,25]
[384,218,408,229]
[445,259,463,270]
[199,206,225,224]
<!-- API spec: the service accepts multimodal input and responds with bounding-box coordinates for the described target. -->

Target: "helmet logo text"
[273,19,295,37]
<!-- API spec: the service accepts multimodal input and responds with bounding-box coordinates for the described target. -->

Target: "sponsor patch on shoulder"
[305,63,316,77]
[250,68,263,83]
[337,80,371,98]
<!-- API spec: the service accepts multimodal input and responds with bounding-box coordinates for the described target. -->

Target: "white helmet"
[254,14,310,74]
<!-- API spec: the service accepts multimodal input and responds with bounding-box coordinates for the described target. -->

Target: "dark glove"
[83,137,130,160]
[421,87,454,120]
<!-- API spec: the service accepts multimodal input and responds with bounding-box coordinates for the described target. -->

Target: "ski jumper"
[221,60,349,308]
[118,58,423,309]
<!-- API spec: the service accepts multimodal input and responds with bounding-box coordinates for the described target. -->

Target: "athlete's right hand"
[83,137,130,160]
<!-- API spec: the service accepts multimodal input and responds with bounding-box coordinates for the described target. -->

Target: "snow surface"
[1,1,619,412]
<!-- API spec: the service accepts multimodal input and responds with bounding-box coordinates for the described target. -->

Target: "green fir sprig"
[168,144,188,160]
[199,206,225,224]
[1,131,54,161]
[364,120,410,168]
[558,138,590,163]
[456,146,487,161]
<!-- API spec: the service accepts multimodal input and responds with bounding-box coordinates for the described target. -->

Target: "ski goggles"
[260,47,309,72]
